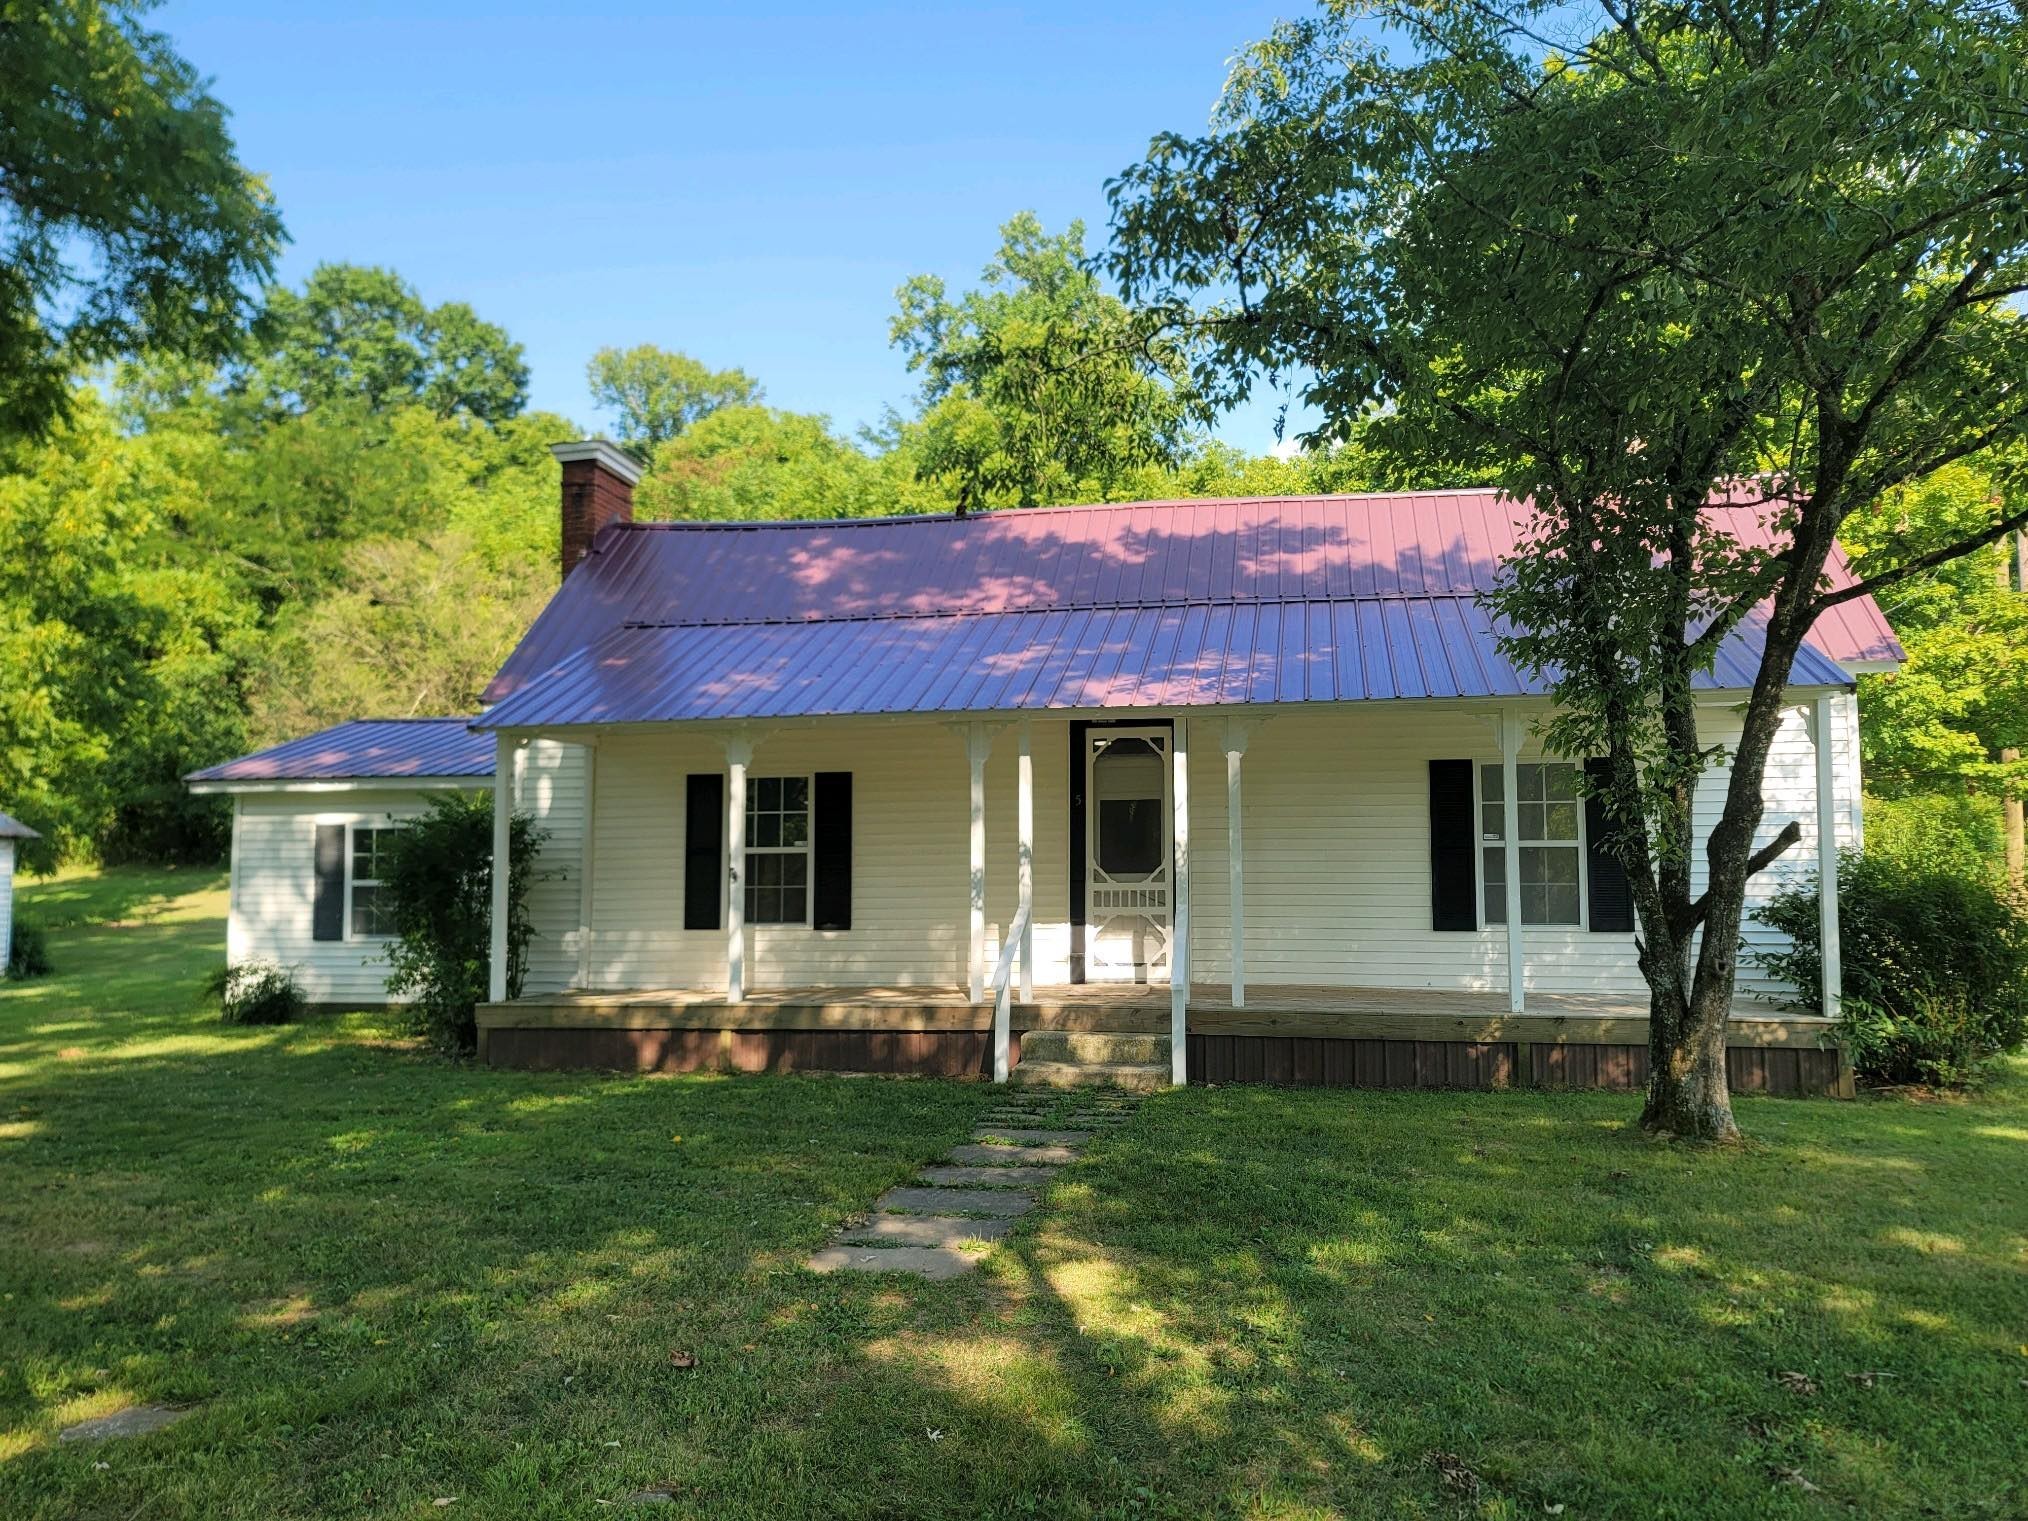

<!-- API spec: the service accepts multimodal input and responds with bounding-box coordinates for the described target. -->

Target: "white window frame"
[347,823,399,941]
[743,774,813,927]
[1475,760,1588,929]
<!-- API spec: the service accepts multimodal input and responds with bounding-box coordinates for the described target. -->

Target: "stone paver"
[917,1164,1059,1186]
[946,1142,1078,1166]
[805,1094,1142,1278]
[838,1214,1014,1247]
[807,1245,980,1279]
[875,1186,1035,1217]
[58,1405,190,1443]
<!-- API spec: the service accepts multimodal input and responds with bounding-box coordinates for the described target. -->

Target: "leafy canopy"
[0,0,284,442]
[892,213,1208,511]
[587,344,761,450]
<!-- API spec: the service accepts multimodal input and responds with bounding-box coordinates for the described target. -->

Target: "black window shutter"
[312,823,345,942]
[1584,758,1637,933]
[1428,759,1477,931]
[684,773,723,931]
[812,771,852,931]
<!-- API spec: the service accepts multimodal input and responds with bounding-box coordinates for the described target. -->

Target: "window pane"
[1542,884,1581,924]
[752,812,780,848]
[1543,763,1578,801]
[1097,798,1162,875]
[781,810,808,848]
[782,777,807,812]
[756,776,780,812]
[352,884,383,936]
[1518,763,1544,802]
[1544,800,1580,840]
[1480,764,1503,803]
[353,828,377,878]
[1520,883,1549,924]
[1482,846,1506,925]
[1523,845,1580,887]
[1480,803,1504,841]
[779,854,807,891]
[1518,802,1545,841]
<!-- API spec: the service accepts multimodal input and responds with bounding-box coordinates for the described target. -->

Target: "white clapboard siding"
[515,738,588,994]
[576,698,1862,999]
[232,789,443,1005]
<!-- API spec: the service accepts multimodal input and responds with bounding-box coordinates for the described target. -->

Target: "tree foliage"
[1110,0,2028,1139]
[587,344,760,450]
[892,214,1208,511]
[236,263,528,425]
[0,0,285,443]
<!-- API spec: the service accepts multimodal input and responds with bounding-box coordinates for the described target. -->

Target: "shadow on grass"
[3,901,2024,1518]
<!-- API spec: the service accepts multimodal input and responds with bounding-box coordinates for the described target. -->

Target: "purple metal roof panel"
[473,602,1852,731]
[484,491,1902,708]
[185,718,494,783]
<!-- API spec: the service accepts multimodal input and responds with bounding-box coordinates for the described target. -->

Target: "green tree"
[892,213,1207,512]
[238,264,528,424]
[0,0,284,442]
[1111,0,2028,1139]
[636,404,939,522]
[587,344,761,450]
[0,395,257,868]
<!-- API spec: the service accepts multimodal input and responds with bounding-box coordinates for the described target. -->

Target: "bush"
[1755,850,2028,1088]
[211,960,305,1025]
[7,917,51,978]
[379,792,545,1057]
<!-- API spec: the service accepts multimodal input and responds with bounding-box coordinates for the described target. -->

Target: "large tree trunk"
[1640,982,1739,1141]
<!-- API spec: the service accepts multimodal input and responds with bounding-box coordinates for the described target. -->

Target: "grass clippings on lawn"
[1,865,2023,1520]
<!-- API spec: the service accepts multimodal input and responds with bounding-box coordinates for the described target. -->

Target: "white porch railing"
[991,900,1032,1083]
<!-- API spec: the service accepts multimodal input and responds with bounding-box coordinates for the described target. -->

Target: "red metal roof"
[186,719,493,784]
[477,491,1899,728]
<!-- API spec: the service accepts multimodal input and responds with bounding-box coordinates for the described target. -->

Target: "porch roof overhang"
[469,598,1855,733]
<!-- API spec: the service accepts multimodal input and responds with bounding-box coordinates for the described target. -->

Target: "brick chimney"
[551,439,643,579]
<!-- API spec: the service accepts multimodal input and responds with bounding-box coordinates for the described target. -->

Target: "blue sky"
[158,1,1315,449]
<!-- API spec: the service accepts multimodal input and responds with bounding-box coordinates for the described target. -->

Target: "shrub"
[7,917,52,978]
[1755,850,2028,1088]
[379,792,545,1057]
[211,960,305,1025]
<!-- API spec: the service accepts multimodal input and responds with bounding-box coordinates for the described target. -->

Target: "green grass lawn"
[2,867,2023,1520]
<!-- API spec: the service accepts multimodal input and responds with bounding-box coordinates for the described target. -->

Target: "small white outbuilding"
[0,810,41,976]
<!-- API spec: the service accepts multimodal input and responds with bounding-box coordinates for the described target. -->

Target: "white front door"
[1085,728,1172,983]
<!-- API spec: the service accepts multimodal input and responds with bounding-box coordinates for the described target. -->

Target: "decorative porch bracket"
[1802,696,1844,1022]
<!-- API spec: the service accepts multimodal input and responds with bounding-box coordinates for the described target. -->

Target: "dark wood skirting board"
[1187,1034,1847,1097]
[485,1026,1007,1078]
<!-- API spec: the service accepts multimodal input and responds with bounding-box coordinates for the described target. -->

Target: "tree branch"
[1682,819,1802,931]
[1819,499,2028,608]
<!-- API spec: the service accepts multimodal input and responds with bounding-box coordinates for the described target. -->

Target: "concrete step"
[806,1244,980,1279]
[1021,1003,1170,1034]
[838,1214,1013,1247]
[971,1126,1092,1145]
[918,1164,1059,1187]
[874,1186,1036,1218]
[1011,1060,1168,1093]
[946,1142,1079,1166]
[1020,1029,1170,1066]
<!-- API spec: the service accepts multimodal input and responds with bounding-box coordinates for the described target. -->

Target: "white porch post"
[574,739,598,988]
[488,731,513,1003]
[1171,716,1191,1085]
[1016,718,1034,1004]
[966,721,991,1004]
[725,735,752,1003]
[1221,719,1251,1009]
[1499,711,1525,1015]
[1811,696,1843,1021]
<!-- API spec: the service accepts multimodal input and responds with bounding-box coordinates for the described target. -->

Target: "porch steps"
[1011,1059,1167,1092]
[1010,1028,1171,1091]
[1020,1029,1168,1065]
[804,1092,1143,1279]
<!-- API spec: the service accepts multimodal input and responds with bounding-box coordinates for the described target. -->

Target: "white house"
[191,440,1901,1093]
[0,810,40,976]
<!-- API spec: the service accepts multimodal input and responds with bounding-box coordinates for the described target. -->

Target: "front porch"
[476,982,1851,1097]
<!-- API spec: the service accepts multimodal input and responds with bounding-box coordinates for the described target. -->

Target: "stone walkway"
[806,1090,1140,1279]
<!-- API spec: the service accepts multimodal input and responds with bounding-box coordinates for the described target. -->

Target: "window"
[349,825,399,938]
[744,776,809,925]
[1480,762,1583,926]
